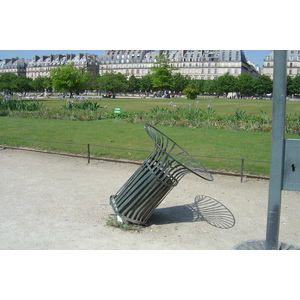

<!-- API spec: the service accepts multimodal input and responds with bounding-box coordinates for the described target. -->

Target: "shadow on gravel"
[148,195,235,229]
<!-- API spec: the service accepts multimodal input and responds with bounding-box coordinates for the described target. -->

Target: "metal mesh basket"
[110,124,213,224]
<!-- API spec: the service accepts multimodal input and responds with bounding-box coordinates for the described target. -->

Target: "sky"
[0,50,271,68]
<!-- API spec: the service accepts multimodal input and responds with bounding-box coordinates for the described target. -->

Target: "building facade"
[262,50,300,79]
[1,50,260,80]
[26,53,99,79]
[99,50,259,79]
[0,58,28,76]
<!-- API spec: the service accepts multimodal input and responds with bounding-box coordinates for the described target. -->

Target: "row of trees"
[1,56,300,98]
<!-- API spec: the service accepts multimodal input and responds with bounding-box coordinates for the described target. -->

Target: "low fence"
[0,136,270,182]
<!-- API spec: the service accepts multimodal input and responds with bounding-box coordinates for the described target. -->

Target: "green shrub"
[63,99,100,110]
[0,99,43,111]
[183,83,199,99]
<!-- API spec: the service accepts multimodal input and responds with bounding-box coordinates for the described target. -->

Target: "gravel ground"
[1,148,300,250]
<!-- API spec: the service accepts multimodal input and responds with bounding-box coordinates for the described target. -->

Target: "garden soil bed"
[1,148,299,250]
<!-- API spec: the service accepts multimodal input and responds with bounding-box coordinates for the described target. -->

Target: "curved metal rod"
[144,124,213,181]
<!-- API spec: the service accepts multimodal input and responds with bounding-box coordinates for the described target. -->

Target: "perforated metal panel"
[283,139,300,191]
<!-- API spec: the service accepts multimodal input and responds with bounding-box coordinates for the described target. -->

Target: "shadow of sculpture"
[148,195,235,229]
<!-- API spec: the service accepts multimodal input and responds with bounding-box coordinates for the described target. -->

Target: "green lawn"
[38,96,300,116]
[0,116,273,176]
[1,97,299,176]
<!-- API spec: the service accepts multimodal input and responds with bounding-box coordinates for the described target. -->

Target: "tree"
[14,75,34,94]
[50,63,89,97]
[127,75,140,95]
[203,79,217,95]
[139,74,153,95]
[254,74,273,97]
[32,76,51,92]
[0,73,19,94]
[194,79,205,94]
[183,83,199,99]
[84,73,100,92]
[291,74,300,95]
[171,73,190,94]
[287,76,293,96]
[216,73,238,97]
[237,73,255,97]
[150,55,175,91]
[98,72,128,97]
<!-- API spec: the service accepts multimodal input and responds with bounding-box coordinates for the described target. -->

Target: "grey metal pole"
[265,50,287,250]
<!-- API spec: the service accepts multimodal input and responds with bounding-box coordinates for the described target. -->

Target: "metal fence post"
[240,158,245,183]
[87,143,91,164]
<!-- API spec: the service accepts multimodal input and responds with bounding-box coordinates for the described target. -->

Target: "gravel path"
[1,148,299,250]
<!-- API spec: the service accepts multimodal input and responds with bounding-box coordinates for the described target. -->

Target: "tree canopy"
[98,72,128,96]
[0,73,34,94]
[6,63,300,99]
[237,73,255,97]
[150,55,175,91]
[254,74,273,96]
[216,73,238,97]
[50,63,89,97]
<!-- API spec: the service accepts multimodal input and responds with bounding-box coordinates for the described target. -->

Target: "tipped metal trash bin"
[110,123,213,225]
